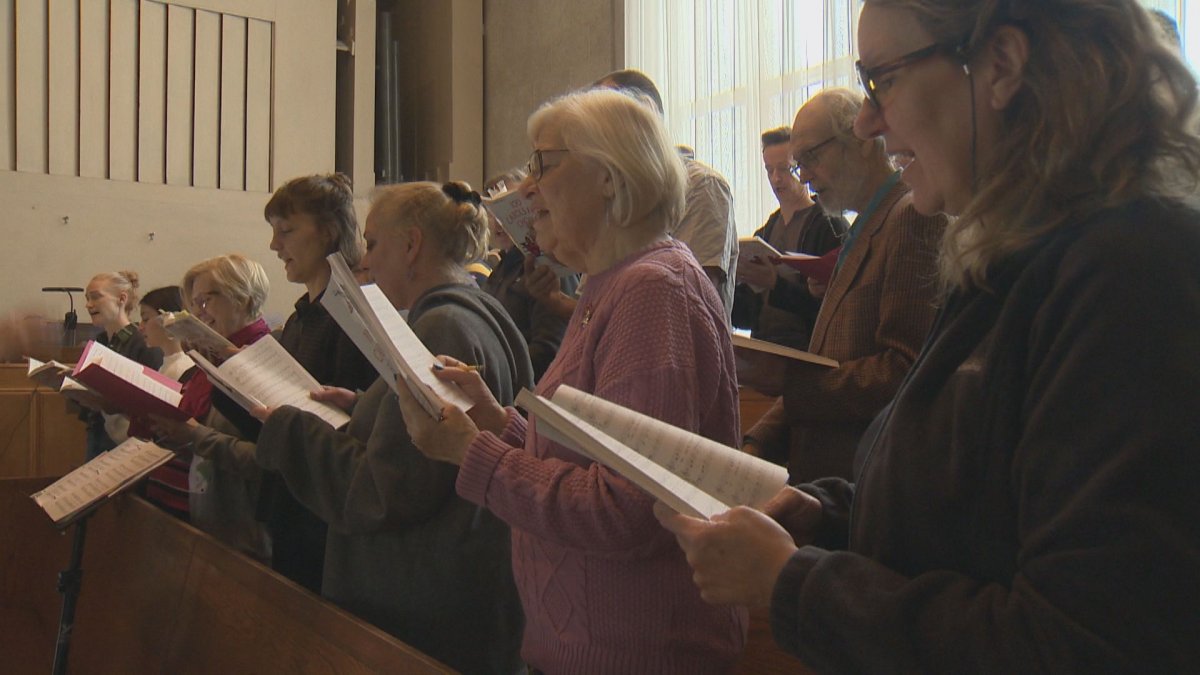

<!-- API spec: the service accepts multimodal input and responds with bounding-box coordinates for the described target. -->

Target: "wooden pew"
[0,477,453,674]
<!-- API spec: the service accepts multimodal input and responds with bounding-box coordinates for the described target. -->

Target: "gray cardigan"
[256,283,533,675]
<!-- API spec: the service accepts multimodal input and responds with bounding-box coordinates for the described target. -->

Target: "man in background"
[595,69,740,320]
[733,125,846,349]
[742,89,946,481]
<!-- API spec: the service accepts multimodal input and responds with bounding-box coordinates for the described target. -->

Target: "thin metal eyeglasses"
[856,42,967,108]
[789,136,838,178]
[191,291,221,311]
[525,148,570,182]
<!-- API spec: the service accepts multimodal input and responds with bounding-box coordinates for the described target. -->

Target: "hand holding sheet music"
[321,253,472,418]
[187,336,351,429]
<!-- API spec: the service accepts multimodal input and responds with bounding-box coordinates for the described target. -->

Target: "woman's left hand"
[392,375,480,466]
[654,502,798,608]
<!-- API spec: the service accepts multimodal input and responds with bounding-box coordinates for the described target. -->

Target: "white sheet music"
[161,311,235,353]
[31,438,174,524]
[518,391,731,519]
[193,337,350,428]
[361,284,473,413]
[548,385,788,515]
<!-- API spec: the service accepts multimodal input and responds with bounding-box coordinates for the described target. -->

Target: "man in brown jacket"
[742,88,945,482]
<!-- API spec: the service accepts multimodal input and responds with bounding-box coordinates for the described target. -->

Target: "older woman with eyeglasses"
[152,254,274,560]
[395,89,745,674]
[658,0,1200,672]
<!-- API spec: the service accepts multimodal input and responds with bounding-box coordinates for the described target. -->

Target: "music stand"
[31,440,173,675]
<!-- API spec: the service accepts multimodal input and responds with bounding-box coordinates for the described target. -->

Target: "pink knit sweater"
[457,239,746,674]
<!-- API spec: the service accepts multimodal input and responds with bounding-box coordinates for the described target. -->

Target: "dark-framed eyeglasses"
[789,136,838,178]
[525,148,570,182]
[856,42,967,108]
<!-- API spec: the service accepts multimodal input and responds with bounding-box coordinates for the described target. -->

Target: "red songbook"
[70,340,189,421]
[773,246,841,285]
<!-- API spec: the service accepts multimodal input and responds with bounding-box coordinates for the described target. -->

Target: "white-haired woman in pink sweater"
[397,87,745,674]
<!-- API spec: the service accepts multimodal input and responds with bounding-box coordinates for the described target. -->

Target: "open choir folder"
[31,437,174,526]
[737,235,841,285]
[68,340,189,420]
[321,252,472,418]
[483,188,574,277]
[731,333,839,368]
[187,336,351,428]
[26,357,75,390]
[516,385,789,519]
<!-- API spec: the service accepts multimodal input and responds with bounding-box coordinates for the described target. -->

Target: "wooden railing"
[0,477,453,674]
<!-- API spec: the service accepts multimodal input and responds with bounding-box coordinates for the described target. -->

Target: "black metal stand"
[52,514,89,675]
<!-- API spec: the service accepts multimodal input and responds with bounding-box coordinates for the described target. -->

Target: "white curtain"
[626,0,1197,237]
[626,0,861,236]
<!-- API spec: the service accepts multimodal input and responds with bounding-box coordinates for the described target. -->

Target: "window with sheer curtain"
[625,0,1197,237]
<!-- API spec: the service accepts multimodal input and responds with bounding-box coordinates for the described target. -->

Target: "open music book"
[731,333,839,368]
[31,437,174,526]
[187,336,350,429]
[737,235,841,285]
[516,385,788,519]
[69,340,189,420]
[321,253,472,418]
[483,188,574,277]
[26,357,75,390]
[160,310,236,354]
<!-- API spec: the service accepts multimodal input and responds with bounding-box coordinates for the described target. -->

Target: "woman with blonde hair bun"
[80,269,162,458]
[658,1,1200,671]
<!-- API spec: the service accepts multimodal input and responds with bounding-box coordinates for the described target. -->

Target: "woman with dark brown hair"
[249,173,379,591]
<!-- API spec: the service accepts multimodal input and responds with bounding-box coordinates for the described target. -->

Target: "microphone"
[42,287,86,332]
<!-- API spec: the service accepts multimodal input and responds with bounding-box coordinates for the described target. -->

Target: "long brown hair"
[868,0,1200,288]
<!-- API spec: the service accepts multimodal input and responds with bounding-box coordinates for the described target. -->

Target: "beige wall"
[1,0,620,325]
[0,0,377,327]
[483,0,624,182]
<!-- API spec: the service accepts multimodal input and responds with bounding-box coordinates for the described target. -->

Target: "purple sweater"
[457,239,746,673]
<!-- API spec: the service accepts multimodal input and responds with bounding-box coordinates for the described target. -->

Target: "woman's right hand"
[430,355,508,435]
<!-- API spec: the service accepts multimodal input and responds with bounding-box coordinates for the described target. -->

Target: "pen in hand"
[433,362,484,374]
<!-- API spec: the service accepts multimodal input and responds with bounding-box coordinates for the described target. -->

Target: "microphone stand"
[42,287,84,347]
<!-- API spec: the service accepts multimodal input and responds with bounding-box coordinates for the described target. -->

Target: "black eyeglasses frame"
[856,42,969,108]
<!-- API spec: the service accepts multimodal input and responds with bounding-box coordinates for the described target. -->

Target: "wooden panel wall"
[0,365,87,479]
[3,0,283,191]
[0,0,348,324]
[0,0,13,171]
